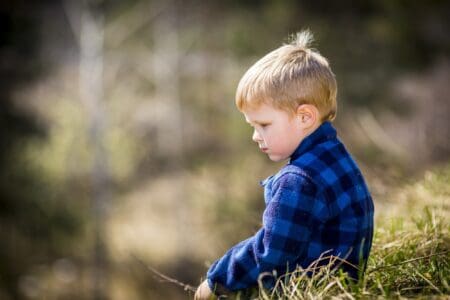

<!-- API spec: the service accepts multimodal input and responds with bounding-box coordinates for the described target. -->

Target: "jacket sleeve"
[206,172,318,292]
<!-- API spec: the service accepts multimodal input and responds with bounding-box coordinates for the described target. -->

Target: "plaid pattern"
[207,121,374,292]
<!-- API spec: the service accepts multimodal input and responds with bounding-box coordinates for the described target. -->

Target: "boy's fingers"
[195,280,216,300]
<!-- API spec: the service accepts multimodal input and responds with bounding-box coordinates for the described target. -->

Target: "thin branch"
[415,270,443,294]
[131,254,197,293]
[106,1,165,48]
[306,253,361,273]
[368,250,450,274]
[62,0,81,46]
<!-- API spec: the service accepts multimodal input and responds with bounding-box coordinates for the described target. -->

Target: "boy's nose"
[252,129,262,143]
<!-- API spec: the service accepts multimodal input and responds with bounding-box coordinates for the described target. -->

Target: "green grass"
[227,166,450,300]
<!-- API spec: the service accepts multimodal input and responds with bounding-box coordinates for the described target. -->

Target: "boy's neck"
[303,120,323,138]
[290,121,335,162]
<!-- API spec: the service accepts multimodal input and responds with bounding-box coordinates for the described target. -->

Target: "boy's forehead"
[242,106,264,122]
[243,104,280,122]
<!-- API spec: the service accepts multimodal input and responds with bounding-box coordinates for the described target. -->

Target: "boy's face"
[243,103,310,162]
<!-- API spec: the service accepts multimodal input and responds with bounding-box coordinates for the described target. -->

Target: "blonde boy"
[195,30,374,299]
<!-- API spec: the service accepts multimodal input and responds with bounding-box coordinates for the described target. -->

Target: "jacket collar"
[290,121,337,162]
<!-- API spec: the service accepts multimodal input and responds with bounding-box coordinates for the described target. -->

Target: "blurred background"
[1,0,449,299]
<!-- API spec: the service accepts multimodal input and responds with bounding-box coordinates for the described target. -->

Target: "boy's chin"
[267,154,288,162]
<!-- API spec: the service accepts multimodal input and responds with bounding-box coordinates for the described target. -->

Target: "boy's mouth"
[260,147,269,153]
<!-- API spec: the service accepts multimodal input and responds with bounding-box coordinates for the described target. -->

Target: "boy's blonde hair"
[235,30,337,122]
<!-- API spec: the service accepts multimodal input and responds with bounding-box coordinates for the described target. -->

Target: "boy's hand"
[194,280,215,300]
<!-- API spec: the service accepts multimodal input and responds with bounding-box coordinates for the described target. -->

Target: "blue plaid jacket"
[206,121,374,292]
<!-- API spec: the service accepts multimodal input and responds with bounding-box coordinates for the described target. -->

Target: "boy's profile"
[195,30,374,299]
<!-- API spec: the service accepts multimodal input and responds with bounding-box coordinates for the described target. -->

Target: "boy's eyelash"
[249,123,270,127]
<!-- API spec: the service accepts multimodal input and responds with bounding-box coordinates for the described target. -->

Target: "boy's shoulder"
[261,164,315,201]
[288,135,362,190]
[265,136,347,186]
[272,164,314,185]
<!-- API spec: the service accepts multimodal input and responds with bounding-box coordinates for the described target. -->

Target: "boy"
[195,30,374,299]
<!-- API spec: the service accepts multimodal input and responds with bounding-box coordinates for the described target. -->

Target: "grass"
[225,166,450,300]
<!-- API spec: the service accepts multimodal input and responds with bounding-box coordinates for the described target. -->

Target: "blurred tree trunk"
[152,2,183,160]
[152,0,191,257]
[79,1,110,299]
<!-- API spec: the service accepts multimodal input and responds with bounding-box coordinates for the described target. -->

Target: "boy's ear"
[296,104,319,127]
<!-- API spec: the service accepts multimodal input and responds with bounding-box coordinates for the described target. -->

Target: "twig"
[131,253,197,293]
[415,270,442,294]
[368,250,450,274]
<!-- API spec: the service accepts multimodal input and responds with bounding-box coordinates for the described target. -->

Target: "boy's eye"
[260,123,270,128]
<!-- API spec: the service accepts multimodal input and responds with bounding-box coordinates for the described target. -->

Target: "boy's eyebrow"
[245,119,270,125]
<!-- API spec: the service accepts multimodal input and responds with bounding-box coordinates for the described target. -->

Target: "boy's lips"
[260,147,269,153]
